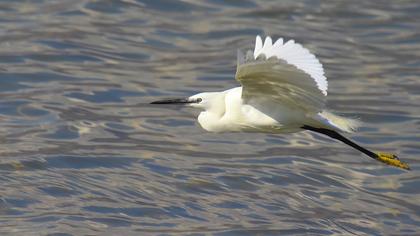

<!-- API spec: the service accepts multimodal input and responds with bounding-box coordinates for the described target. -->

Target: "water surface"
[0,0,419,235]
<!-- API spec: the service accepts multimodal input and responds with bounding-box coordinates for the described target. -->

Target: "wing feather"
[236,36,328,113]
[256,36,328,95]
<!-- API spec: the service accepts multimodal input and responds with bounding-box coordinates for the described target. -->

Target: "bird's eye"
[197,98,202,103]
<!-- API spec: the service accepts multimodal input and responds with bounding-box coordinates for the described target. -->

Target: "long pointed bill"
[150,98,200,104]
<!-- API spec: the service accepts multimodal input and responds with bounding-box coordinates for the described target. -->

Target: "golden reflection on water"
[0,0,419,235]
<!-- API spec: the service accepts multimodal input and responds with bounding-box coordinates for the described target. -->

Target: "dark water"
[0,0,419,235]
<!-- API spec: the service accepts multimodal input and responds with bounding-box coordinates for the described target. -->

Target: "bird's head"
[151,92,225,112]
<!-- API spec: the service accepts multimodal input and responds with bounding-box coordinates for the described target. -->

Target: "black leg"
[301,125,410,170]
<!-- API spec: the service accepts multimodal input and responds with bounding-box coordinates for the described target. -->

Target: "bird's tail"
[315,110,361,133]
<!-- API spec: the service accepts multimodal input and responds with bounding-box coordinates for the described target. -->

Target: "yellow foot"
[375,152,410,170]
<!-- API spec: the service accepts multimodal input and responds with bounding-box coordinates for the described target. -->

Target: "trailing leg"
[301,125,409,170]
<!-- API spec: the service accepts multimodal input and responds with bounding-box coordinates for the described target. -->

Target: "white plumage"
[151,35,410,170]
[253,36,328,96]
[187,35,358,133]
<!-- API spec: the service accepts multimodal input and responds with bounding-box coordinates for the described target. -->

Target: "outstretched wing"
[236,36,328,113]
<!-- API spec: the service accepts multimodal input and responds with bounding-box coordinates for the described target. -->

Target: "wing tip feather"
[252,35,328,96]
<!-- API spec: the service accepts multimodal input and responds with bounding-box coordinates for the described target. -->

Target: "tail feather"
[316,110,361,133]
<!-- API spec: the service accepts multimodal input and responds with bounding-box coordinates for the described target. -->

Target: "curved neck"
[197,112,220,132]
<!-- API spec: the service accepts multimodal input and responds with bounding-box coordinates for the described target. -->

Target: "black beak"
[150,98,201,104]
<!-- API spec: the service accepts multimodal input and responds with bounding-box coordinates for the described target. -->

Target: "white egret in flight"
[151,36,409,170]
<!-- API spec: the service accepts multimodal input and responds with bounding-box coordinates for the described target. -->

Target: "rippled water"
[0,0,419,235]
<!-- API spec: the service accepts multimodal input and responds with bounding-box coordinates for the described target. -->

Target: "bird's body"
[193,86,360,134]
[152,35,409,170]
[191,36,360,134]
[194,86,309,133]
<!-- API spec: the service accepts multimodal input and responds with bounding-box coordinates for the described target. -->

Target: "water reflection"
[0,0,419,235]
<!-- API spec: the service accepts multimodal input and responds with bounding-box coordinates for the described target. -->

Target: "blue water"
[0,1,419,235]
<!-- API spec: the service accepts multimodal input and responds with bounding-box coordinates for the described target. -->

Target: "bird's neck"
[197,93,227,132]
[196,87,245,132]
[197,111,225,132]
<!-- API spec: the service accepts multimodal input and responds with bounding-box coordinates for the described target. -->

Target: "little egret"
[151,35,409,170]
